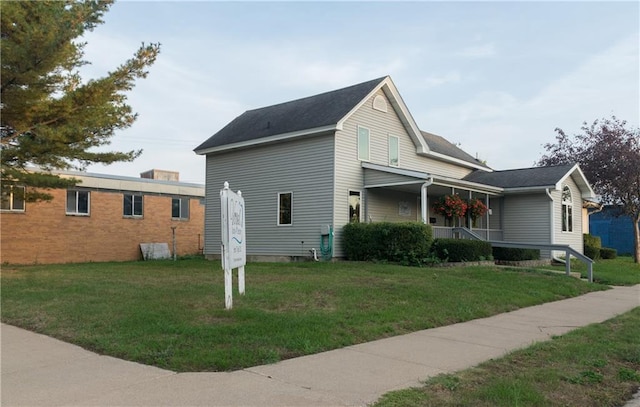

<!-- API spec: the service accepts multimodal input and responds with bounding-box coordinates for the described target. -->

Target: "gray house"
[195,76,595,261]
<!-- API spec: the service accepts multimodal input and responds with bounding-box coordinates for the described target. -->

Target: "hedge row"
[492,247,540,261]
[342,222,433,265]
[430,239,493,262]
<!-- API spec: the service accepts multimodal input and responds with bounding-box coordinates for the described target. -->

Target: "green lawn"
[373,308,640,407]
[543,256,640,286]
[1,259,607,372]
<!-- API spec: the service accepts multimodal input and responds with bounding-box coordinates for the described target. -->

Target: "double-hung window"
[357,126,370,161]
[123,194,143,217]
[561,186,573,232]
[1,185,25,212]
[172,197,190,219]
[278,192,292,226]
[66,190,90,215]
[388,135,399,167]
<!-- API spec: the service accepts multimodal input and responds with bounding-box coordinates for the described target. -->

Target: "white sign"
[220,182,246,309]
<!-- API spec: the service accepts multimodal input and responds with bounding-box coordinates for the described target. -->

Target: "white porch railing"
[432,226,503,241]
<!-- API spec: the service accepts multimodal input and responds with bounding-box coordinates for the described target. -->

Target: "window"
[1,185,25,212]
[357,126,370,161]
[66,190,90,215]
[123,194,143,217]
[349,190,361,223]
[561,186,573,232]
[278,192,292,226]
[172,197,190,219]
[388,135,399,167]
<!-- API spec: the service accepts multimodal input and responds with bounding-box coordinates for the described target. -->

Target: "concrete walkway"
[2,285,639,407]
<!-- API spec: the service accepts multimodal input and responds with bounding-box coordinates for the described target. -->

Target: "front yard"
[1,258,609,372]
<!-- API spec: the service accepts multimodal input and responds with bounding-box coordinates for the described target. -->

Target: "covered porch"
[361,162,504,241]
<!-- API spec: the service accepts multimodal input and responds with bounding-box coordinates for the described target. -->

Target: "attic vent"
[372,95,387,112]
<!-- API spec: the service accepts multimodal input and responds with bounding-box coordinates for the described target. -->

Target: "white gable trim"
[422,150,493,172]
[337,76,429,155]
[555,164,596,200]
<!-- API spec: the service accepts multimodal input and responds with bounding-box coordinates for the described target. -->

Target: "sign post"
[220,182,246,310]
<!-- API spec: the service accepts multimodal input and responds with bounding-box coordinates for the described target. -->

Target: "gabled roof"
[421,131,490,170]
[463,164,595,198]
[195,76,490,171]
[194,77,387,153]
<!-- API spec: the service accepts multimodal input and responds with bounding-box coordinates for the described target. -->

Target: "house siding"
[0,188,205,265]
[502,193,552,257]
[333,90,473,256]
[204,133,335,259]
[367,189,419,223]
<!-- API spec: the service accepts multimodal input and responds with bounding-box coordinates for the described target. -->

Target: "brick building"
[1,170,205,265]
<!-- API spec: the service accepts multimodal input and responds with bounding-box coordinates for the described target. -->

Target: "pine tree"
[1,0,160,201]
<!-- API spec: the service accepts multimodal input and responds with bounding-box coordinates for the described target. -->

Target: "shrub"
[431,238,493,262]
[584,245,601,260]
[342,222,433,265]
[492,247,540,261]
[584,234,602,249]
[600,247,618,259]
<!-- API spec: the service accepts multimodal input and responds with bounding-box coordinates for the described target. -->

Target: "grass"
[1,258,607,372]
[543,256,640,286]
[373,307,640,407]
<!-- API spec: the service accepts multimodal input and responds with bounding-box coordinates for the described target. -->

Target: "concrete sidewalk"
[2,285,639,407]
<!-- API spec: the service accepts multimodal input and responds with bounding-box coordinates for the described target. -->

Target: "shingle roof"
[421,131,490,169]
[463,164,577,188]
[194,77,387,152]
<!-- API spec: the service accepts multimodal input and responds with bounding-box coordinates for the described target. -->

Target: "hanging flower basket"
[467,198,488,227]
[432,195,468,222]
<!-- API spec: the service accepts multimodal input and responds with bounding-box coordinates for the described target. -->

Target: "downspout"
[421,177,434,224]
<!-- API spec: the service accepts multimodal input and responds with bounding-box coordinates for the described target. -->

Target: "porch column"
[421,179,433,224]
[485,195,490,238]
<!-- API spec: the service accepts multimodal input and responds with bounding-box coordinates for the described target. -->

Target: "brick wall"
[1,188,205,265]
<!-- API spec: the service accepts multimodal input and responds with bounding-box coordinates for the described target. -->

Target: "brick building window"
[123,194,143,217]
[1,185,25,212]
[66,190,90,215]
[172,197,189,219]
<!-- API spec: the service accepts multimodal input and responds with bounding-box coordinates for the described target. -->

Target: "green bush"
[584,234,602,249]
[600,247,618,259]
[342,222,433,265]
[584,245,601,260]
[431,239,493,262]
[492,247,540,261]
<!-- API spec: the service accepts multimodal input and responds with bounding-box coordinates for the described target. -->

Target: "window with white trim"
[278,192,292,226]
[172,197,189,219]
[388,135,399,167]
[123,194,143,217]
[66,190,90,215]
[357,126,370,161]
[561,186,573,232]
[1,185,25,212]
[349,190,361,223]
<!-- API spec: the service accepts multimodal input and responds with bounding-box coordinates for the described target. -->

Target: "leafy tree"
[1,0,160,202]
[537,116,640,263]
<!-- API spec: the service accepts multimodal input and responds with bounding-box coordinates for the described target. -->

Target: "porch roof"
[362,162,503,195]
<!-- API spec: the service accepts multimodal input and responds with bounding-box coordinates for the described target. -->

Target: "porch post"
[421,178,433,224]
[485,195,490,238]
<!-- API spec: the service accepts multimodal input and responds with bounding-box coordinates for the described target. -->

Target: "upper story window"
[123,194,143,217]
[357,126,370,161]
[278,192,292,226]
[1,185,25,212]
[172,197,190,220]
[66,190,90,215]
[561,185,573,232]
[388,135,399,167]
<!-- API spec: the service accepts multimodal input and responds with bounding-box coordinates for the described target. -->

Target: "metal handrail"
[452,227,594,282]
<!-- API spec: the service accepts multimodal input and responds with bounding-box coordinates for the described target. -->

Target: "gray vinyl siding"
[502,193,552,257]
[333,90,472,256]
[204,134,335,257]
[553,176,584,253]
[367,189,419,223]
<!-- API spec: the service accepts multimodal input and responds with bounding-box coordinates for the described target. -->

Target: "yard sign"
[220,182,246,309]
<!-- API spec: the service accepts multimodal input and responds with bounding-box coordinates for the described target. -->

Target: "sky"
[80,1,640,184]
